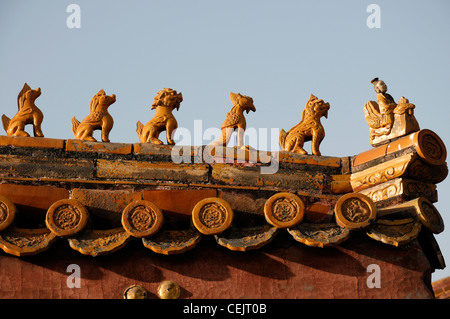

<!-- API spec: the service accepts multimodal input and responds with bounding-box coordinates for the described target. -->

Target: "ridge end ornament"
[364,78,420,146]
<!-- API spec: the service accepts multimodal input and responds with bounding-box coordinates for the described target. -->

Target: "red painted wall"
[0,232,434,299]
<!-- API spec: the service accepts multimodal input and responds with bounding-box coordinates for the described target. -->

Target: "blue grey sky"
[1,0,450,282]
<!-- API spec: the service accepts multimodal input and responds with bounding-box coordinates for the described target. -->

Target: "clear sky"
[1,0,450,282]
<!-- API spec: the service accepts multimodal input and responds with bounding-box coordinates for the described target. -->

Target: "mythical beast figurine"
[136,88,183,145]
[210,92,256,149]
[2,83,44,137]
[364,77,419,145]
[279,94,330,156]
[72,89,116,142]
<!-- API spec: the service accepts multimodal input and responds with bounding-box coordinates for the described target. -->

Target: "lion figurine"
[72,89,116,142]
[2,83,44,137]
[209,92,256,149]
[136,88,183,145]
[279,94,330,156]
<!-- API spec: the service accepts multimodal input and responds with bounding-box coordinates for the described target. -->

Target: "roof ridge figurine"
[209,92,256,149]
[136,88,183,145]
[2,83,44,137]
[364,77,420,146]
[71,89,116,142]
[279,94,330,156]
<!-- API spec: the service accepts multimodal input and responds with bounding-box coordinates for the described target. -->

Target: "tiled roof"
[0,129,446,266]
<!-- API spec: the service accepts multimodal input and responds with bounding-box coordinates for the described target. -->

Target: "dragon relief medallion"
[340,198,371,223]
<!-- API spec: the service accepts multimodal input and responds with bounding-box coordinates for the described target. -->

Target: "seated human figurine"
[209,92,256,149]
[2,83,44,137]
[72,89,116,142]
[136,88,183,145]
[364,78,419,145]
